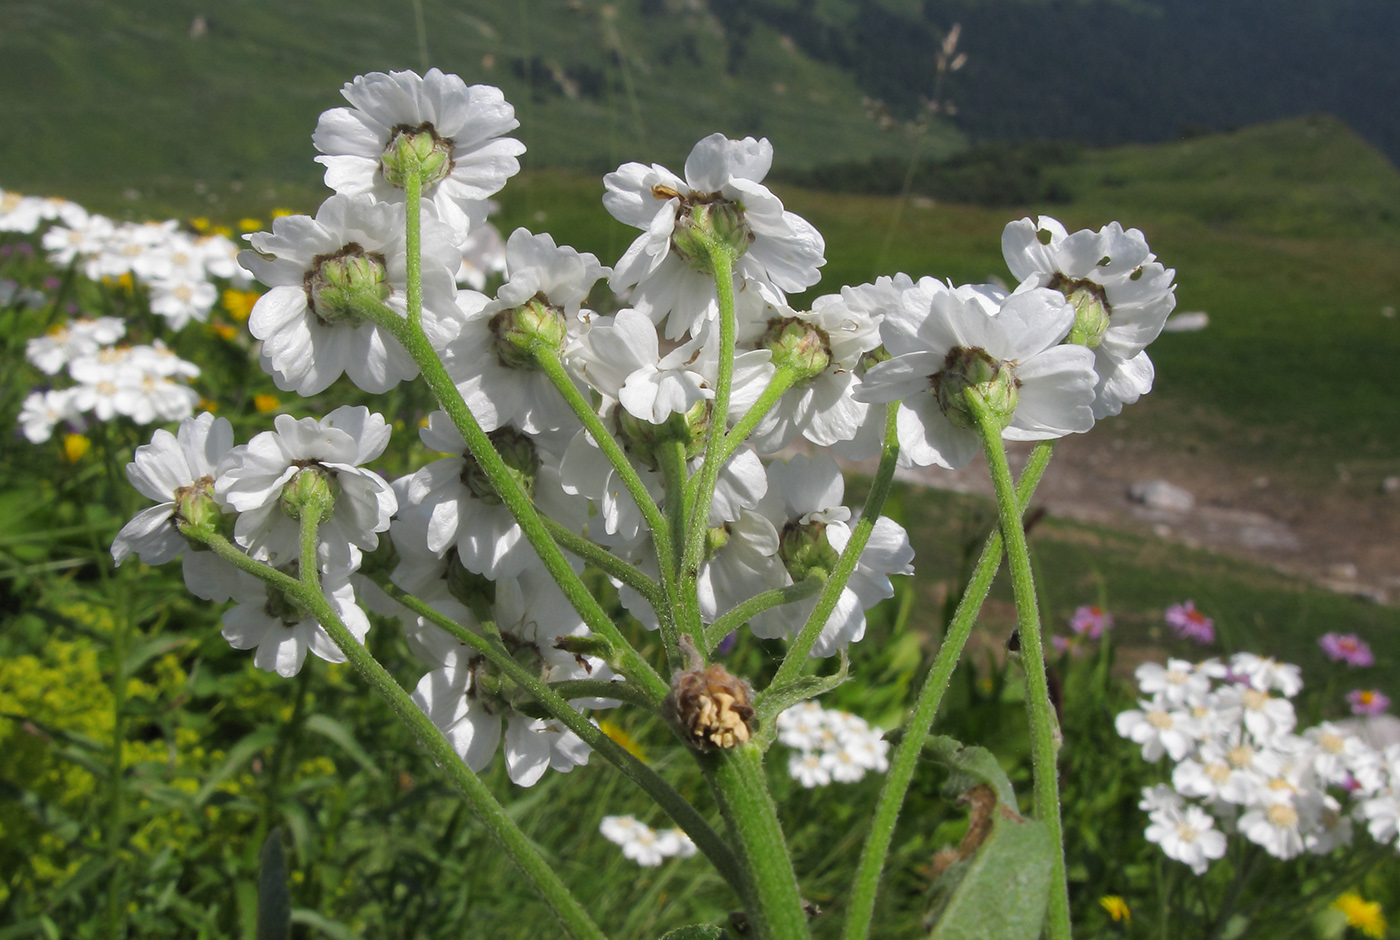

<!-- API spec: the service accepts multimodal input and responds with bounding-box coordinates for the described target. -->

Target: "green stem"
[404,171,423,333]
[387,584,745,893]
[534,348,684,665]
[201,531,608,940]
[705,747,811,940]
[657,436,690,575]
[678,249,738,647]
[705,580,822,654]
[714,366,798,467]
[840,440,1054,940]
[539,513,663,612]
[966,394,1069,940]
[762,404,900,702]
[348,293,668,703]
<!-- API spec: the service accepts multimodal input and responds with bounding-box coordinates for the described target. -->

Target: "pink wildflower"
[1347,689,1391,716]
[1069,604,1113,639]
[1165,601,1214,644]
[1319,633,1374,668]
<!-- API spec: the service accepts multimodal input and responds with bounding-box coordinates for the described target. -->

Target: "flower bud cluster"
[1117,652,1400,873]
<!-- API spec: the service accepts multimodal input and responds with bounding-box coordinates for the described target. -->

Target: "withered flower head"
[669,661,755,750]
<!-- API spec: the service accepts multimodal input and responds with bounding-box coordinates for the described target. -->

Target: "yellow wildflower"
[189,216,211,232]
[62,433,90,463]
[253,394,281,413]
[222,288,260,322]
[237,217,263,233]
[197,398,220,412]
[271,206,297,218]
[1100,895,1130,923]
[1332,893,1386,938]
[211,225,234,238]
[599,719,647,760]
[209,322,238,341]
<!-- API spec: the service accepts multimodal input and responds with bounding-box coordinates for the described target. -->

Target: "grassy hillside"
[0,0,960,202]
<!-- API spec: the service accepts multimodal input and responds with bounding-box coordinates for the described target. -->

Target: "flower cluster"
[1117,653,1400,874]
[598,815,697,867]
[20,324,202,442]
[775,701,890,788]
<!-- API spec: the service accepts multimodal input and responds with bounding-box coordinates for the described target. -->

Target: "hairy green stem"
[388,585,745,892]
[404,172,423,333]
[762,403,900,702]
[657,436,690,575]
[705,579,823,654]
[840,440,1055,940]
[705,747,811,940]
[967,393,1070,940]
[534,348,684,665]
[678,248,738,648]
[199,531,608,940]
[538,514,663,612]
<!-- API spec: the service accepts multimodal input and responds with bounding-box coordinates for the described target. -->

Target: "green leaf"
[923,736,1017,809]
[194,727,278,808]
[122,633,192,675]
[302,713,383,779]
[257,829,291,940]
[925,811,1053,940]
[754,649,850,733]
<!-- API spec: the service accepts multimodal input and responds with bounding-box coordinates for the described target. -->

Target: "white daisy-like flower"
[443,229,606,434]
[858,278,1097,469]
[18,389,79,444]
[42,212,115,273]
[697,505,790,625]
[603,133,825,339]
[25,317,125,375]
[566,307,714,425]
[1228,652,1304,698]
[404,412,583,579]
[1215,684,1297,743]
[1238,794,1306,859]
[215,406,397,572]
[1115,701,1199,762]
[148,271,218,330]
[220,563,370,678]
[598,816,693,866]
[1359,789,1400,846]
[238,194,461,396]
[0,191,88,233]
[313,68,525,242]
[749,454,913,656]
[1002,216,1176,418]
[1136,659,1212,707]
[788,751,833,788]
[1144,803,1227,875]
[112,413,235,567]
[407,574,606,787]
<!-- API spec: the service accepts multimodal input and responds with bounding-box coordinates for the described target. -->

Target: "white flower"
[148,271,218,329]
[18,389,79,443]
[238,194,461,395]
[1238,796,1306,859]
[604,134,825,339]
[858,278,1097,469]
[1228,652,1304,698]
[26,317,125,375]
[42,212,115,272]
[215,406,397,572]
[0,191,88,233]
[1116,701,1198,762]
[567,308,714,425]
[1002,216,1176,418]
[1215,684,1297,743]
[598,816,692,866]
[313,69,525,242]
[697,506,789,625]
[1144,803,1227,875]
[112,413,235,566]
[443,229,606,433]
[1136,659,1212,707]
[407,574,605,787]
[1359,789,1400,846]
[404,413,583,578]
[221,563,370,678]
[749,454,913,656]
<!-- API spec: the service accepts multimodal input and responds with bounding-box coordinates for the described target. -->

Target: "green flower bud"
[1049,274,1111,349]
[279,465,337,525]
[174,475,223,539]
[933,346,1020,432]
[305,244,390,325]
[616,400,710,471]
[705,524,731,558]
[460,428,540,506]
[447,563,497,614]
[779,521,840,583]
[762,316,831,381]
[379,122,455,191]
[264,567,309,626]
[859,344,891,373]
[659,186,753,275]
[489,294,568,370]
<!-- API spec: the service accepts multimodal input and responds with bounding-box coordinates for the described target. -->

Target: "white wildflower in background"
[25,317,126,375]
[220,563,370,678]
[598,815,696,866]
[775,701,889,787]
